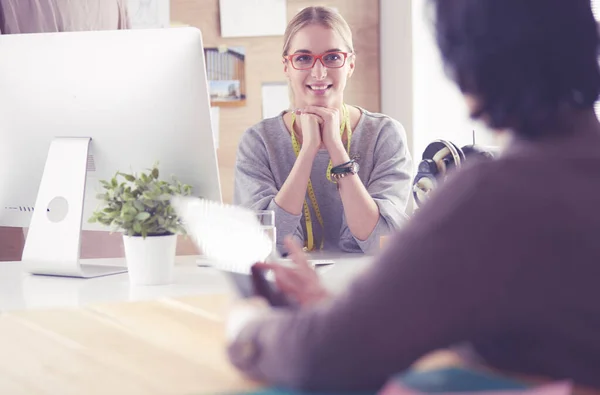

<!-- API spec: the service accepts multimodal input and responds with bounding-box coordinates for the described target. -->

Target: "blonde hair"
[282,6,354,57]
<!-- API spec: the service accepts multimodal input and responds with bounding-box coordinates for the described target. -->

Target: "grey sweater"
[233,108,413,253]
[228,125,600,392]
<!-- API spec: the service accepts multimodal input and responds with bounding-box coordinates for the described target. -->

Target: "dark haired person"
[226,0,600,392]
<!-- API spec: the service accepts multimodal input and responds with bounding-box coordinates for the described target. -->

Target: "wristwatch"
[330,160,360,181]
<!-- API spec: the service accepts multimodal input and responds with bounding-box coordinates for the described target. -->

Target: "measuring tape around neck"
[289,104,352,251]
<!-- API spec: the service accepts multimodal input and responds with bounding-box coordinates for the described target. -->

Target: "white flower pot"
[123,234,177,286]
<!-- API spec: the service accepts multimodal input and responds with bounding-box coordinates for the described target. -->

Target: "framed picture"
[204,46,247,107]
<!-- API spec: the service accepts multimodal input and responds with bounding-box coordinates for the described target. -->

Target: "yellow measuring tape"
[290,104,353,251]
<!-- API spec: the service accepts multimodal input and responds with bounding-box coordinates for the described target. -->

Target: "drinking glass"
[255,210,276,260]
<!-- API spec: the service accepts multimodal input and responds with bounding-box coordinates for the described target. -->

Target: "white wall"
[380,0,414,210]
[411,0,495,160]
[380,0,413,151]
[381,0,496,165]
[381,0,501,214]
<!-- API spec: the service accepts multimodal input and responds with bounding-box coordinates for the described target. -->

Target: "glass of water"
[255,210,276,261]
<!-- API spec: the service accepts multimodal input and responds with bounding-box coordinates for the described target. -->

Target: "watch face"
[351,161,360,174]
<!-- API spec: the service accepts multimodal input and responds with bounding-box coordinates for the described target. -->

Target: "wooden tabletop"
[3,291,585,395]
[0,287,463,395]
[0,293,260,395]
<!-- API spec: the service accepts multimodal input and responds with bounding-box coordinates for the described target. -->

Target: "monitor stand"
[22,137,127,278]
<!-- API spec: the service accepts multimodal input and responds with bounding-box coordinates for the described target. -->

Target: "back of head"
[430,0,600,139]
[282,6,354,56]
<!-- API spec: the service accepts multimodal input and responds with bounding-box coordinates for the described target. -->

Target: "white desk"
[0,253,373,312]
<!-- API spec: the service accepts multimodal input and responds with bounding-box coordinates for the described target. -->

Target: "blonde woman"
[233,6,412,254]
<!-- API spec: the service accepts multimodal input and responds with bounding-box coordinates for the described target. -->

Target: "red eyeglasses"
[284,51,352,70]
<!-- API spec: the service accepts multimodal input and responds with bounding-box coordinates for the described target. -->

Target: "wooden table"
[0,290,466,395]
[2,254,582,395]
[3,292,588,395]
[0,294,259,395]
[0,252,373,394]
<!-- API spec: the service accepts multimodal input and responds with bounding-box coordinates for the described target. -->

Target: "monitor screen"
[0,27,222,229]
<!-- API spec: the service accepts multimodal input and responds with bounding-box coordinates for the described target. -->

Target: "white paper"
[128,0,170,29]
[210,106,220,149]
[171,196,276,269]
[262,83,290,119]
[219,0,286,37]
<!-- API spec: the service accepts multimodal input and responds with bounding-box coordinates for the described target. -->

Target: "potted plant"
[89,163,192,285]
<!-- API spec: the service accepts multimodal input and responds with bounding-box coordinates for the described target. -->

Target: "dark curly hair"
[430,0,600,139]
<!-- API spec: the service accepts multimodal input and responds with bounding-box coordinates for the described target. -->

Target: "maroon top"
[0,0,129,34]
[228,122,600,392]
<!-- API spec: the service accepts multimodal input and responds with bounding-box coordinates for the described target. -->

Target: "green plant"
[89,163,192,238]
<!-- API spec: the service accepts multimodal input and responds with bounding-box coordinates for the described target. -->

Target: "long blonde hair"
[282,6,354,57]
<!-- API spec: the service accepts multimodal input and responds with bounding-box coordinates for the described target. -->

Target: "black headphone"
[412,139,495,207]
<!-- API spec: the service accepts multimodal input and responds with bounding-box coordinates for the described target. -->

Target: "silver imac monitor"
[0,27,222,278]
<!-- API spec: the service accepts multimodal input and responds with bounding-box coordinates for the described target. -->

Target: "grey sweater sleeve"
[227,163,513,392]
[339,119,412,253]
[233,128,304,250]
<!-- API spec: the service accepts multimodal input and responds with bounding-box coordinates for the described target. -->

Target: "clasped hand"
[296,106,344,154]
